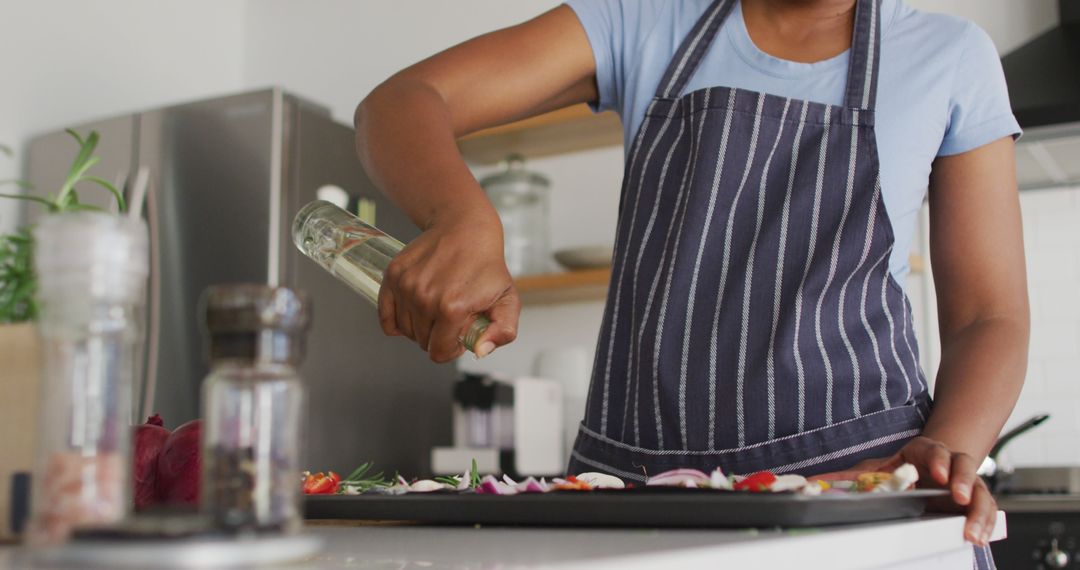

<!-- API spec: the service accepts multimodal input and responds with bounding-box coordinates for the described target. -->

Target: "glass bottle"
[200,284,309,534]
[28,212,148,546]
[292,199,488,353]
[479,154,552,277]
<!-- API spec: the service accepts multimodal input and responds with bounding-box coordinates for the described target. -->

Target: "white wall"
[1002,187,1080,466]
[906,0,1057,53]
[0,0,249,234]
[243,0,561,125]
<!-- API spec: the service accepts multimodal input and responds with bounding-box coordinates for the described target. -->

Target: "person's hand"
[378,211,520,362]
[814,436,996,546]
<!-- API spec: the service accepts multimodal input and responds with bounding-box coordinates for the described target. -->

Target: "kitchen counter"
[0,512,1006,569]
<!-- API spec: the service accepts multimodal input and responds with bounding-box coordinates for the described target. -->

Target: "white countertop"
[0,512,1006,570]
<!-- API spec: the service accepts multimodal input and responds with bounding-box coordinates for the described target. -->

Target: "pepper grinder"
[200,284,311,534]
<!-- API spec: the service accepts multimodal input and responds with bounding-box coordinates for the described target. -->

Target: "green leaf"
[79,175,125,211]
[0,193,57,210]
[56,131,100,207]
[470,458,480,489]
[0,143,12,157]
[343,462,371,482]
[57,155,100,208]
[64,128,86,148]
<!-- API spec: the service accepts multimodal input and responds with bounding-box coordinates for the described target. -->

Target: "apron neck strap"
[843,0,883,111]
[655,0,736,100]
[654,0,883,112]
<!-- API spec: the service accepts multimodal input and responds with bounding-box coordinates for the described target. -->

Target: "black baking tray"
[305,488,947,528]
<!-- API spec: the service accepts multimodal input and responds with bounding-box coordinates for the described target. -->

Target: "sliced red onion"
[475,474,518,495]
[515,477,549,493]
[647,468,711,488]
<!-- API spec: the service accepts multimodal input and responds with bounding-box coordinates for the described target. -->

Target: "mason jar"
[200,284,310,534]
[28,212,148,546]
[479,155,552,276]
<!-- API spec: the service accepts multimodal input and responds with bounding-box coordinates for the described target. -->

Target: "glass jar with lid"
[200,284,310,534]
[479,154,552,276]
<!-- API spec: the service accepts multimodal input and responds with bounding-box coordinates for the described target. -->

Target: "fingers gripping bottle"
[291,200,489,353]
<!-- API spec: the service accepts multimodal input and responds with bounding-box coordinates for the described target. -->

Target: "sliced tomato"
[733,471,777,492]
[303,472,340,495]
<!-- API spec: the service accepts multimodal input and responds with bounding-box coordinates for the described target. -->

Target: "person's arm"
[909,135,1029,544]
[354,6,598,361]
[923,136,1029,461]
[817,137,1028,545]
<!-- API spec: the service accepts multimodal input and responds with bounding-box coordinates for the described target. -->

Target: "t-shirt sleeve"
[564,0,625,114]
[564,0,667,115]
[937,22,1022,157]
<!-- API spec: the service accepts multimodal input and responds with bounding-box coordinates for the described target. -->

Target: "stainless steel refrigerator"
[25,88,456,475]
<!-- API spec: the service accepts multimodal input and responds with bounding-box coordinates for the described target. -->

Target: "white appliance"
[432,374,563,477]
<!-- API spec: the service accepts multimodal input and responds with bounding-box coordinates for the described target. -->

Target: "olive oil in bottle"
[292,199,489,353]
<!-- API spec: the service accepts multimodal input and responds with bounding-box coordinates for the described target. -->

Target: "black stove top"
[993,493,1080,569]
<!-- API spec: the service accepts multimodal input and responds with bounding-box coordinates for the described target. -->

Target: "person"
[354,0,1028,563]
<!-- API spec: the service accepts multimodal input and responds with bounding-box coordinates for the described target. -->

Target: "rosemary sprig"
[434,475,461,487]
[337,461,390,493]
[469,458,480,489]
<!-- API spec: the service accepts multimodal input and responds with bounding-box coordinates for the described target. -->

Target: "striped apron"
[570,0,933,480]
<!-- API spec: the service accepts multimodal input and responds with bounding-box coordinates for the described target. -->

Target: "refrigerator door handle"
[132,166,160,422]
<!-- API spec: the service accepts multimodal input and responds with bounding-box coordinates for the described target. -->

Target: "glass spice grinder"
[200,284,310,534]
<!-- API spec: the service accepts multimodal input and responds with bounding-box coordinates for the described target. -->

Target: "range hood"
[1003,1,1080,190]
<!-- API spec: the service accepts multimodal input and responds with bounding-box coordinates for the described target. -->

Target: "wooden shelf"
[514,268,610,305]
[515,253,924,306]
[458,104,623,164]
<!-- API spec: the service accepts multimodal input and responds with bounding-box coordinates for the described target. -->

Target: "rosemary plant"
[0,130,126,323]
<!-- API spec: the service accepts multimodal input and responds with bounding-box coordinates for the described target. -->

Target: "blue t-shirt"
[565,0,1021,283]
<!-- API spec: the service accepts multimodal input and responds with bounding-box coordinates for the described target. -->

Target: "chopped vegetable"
[303,472,340,495]
[303,461,920,497]
[575,472,625,489]
[647,468,712,488]
[854,472,893,492]
[873,463,919,492]
[732,471,777,492]
[553,475,593,491]
[770,474,808,493]
[408,479,444,493]
[515,477,549,493]
[475,474,518,495]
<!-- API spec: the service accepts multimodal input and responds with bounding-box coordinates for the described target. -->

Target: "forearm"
[354,78,500,232]
[922,315,1028,460]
